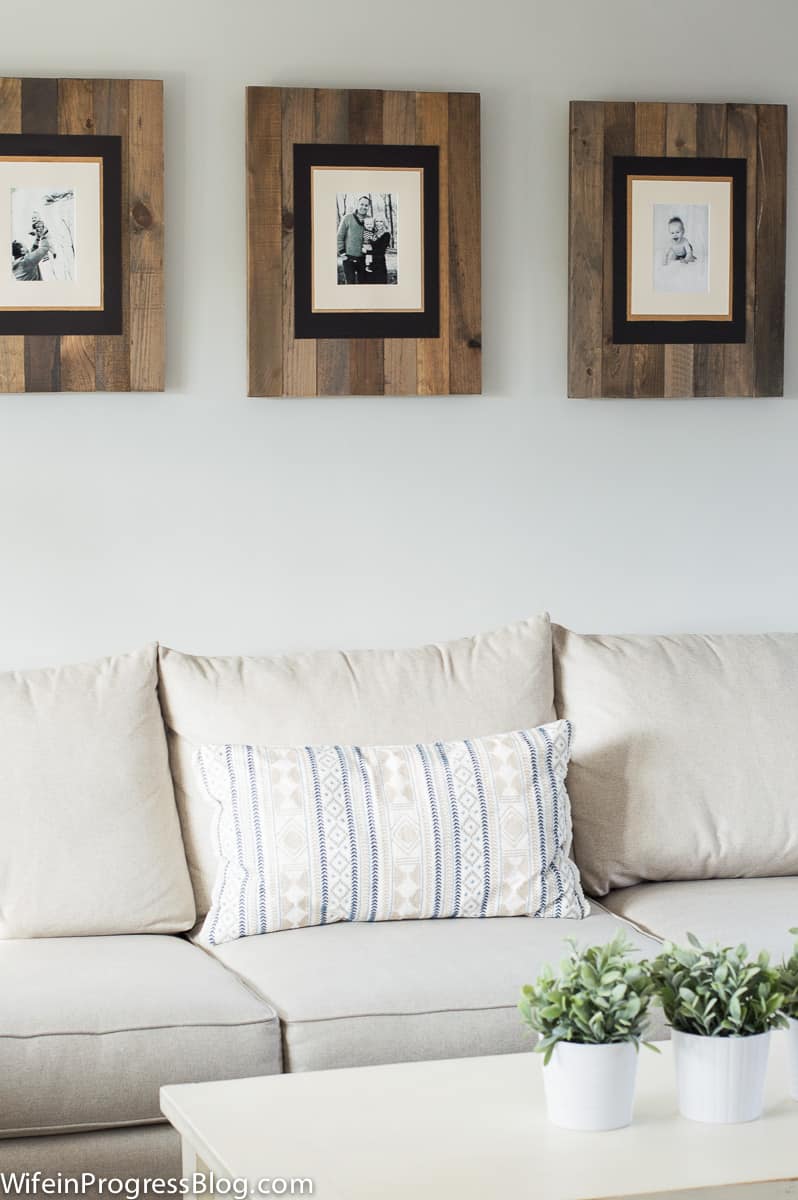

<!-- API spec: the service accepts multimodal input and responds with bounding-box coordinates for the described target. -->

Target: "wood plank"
[632,103,666,398]
[281,88,316,397]
[568,101,604,397]
[22,76,57,133]
[24,335,60,392]
[601,102,635,397]
[94,79,130,391]
[347,90,384,396]
[753,104,787,397]
[692,104,728,398]
[59,78,96,392]
[663,103,696,398]
[382,90,417,396]
[0,78,25,393]
[128,80,164,391]
[247,86,283,397]
[447,92,481,394]
[724,104,758,398]
[416,91,450,396]
[315,89,350,396]
[22,78,60,392]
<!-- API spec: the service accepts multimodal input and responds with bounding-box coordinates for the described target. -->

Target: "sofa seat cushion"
[0,935,281,1138]
[603,878,798,960]
[158,616,556,920]
[209,911,667,1072]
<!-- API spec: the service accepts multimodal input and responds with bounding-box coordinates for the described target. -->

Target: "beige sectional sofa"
[1,617,796,1181]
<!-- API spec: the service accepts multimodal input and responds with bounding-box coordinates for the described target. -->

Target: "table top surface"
[160,1034,797,1200]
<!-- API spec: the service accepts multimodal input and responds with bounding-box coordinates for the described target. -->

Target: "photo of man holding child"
[336,192,398,286]
[10,187,76,284]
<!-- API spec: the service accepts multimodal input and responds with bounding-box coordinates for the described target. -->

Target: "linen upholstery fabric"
[0,935,281,1137]
[0,644,195,937]
[0,1127,180,1190]
[209,909,667,1072]
[603,878,798,961]
[158,617,556,918]
[553,625,798,896]
[195,722,588,945]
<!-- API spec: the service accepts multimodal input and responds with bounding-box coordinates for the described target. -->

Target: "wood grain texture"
[447,93,481,394]
[383,90,418,396]
[59,78,96,391]
[754,104,787,397]
[247,86,283,397]
[568,100,785,399]
[601,102,635,397]
[1,76,164,393]
[248,86,480,397]
[0,78,24,393]
[724,104,757,398]
[568,101,604,397]
[281,88,316,397]
[22,79,60,392]
[93,79,130,391]
[129,80,164,391]
[348,90,384,396]
[416,91,450,396]
[663,103,696,399]
[692,103,728,397]
[314,89,351,397]
[632,102,666,399]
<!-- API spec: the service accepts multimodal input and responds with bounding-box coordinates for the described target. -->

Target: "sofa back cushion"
[553,625,798,896]
[158,616,556,918]
[0,645,195,937]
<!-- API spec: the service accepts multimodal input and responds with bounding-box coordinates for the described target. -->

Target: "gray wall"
[2,0,795,669]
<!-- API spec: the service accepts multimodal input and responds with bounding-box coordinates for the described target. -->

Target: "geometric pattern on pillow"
[194,720,589,945]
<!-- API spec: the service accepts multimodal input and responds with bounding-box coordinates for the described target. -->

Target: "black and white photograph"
[335,192,398,286]
[0,132,122,335]
[653,203,709,294]
[612,155,745,343]
[10,187,76,283]
[293,143,439,340]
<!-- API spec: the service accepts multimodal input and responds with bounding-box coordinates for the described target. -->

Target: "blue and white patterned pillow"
[194,720,589,945]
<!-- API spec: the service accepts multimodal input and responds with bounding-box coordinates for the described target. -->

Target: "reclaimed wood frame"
[568,101,787,399]
[0,77,164,393]
[246,86,482,397]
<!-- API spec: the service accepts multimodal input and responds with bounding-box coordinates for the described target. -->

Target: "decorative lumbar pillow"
[0,644,195,938]
[194,721,589,946]
[158,616,557,920]
[553,624,798,897]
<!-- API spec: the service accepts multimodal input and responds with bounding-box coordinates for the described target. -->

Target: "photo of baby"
[653,204,709,294]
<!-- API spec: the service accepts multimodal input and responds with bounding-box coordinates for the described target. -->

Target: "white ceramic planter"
[789,1018,798,1102]
[672,1029,771,1123]
[541,1041,638,1131]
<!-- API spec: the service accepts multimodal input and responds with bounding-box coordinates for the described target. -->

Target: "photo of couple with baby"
[336,192,398,286]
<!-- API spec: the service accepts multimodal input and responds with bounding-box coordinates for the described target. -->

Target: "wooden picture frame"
[246,87,482,397]
[568,102,787,399]
[0,77,164,393]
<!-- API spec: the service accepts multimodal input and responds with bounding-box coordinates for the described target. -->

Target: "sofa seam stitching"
[0,1017,279,1041]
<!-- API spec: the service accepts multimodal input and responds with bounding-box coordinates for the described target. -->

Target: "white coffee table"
[161,1035,797,1199]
